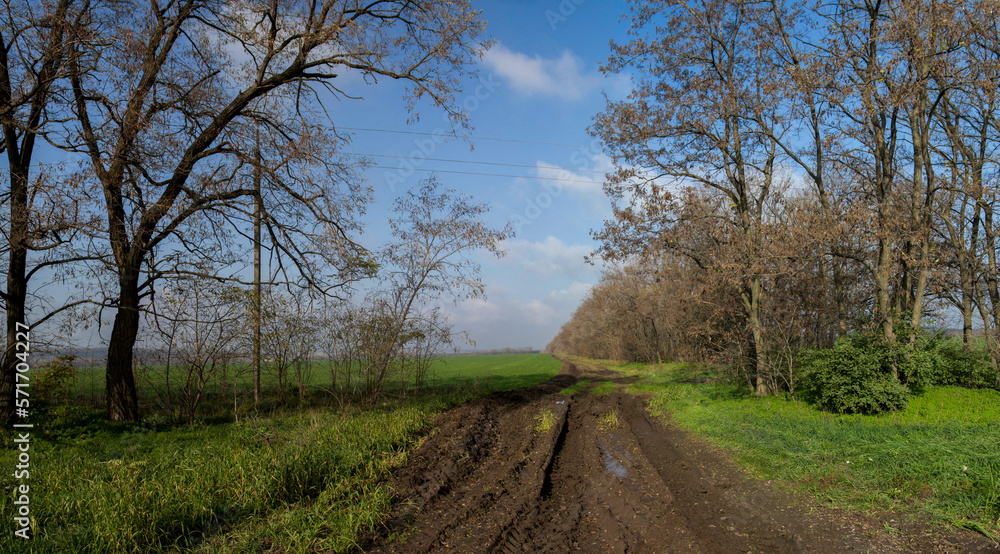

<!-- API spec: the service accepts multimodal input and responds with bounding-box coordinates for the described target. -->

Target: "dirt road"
[363,360,998,553]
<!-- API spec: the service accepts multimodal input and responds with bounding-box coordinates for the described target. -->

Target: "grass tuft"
[598,410,621,431]
[534,409,556,433]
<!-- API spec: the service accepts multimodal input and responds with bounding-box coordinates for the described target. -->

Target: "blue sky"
[332,1,634,350]
[13,1,634,353]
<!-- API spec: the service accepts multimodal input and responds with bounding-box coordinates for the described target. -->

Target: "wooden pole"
[253,147,262,404]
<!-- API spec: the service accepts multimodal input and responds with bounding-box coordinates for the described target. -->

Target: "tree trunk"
[961,202,980,349]
[0,0,72,427]
[907,96,934,345]
[105,269,141,421]
[985,204,1000,365]
[871,105,897,349]
[876,235,897,344]
[831,257,848,339]
[0,164,29,426]
[909,238,929,345]
[961,261,974,347]
[746,276,770,396]
[942,180,978,350]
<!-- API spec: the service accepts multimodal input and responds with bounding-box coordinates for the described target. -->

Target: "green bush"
[799,330,1000,415]
[799,337,910,415]
[897,344,940,392]
[932,340,999,389]
[903,332,1000,390]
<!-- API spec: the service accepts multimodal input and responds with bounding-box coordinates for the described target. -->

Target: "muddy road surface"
[363,360,998,553]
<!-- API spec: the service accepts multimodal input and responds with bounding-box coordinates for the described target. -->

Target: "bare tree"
[60,0,487,420]
[318,301,358,408]
[360,176,513,400]
[930,4,1000,359]
[257,289,315,405]
[0,0,105,425]
[145,278,242,422]
[592,0,786,394]
[554,0,1000,396]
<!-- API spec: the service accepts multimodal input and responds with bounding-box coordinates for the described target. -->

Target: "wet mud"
[362,360,998,553]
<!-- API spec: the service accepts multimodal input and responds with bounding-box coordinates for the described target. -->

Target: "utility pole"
[253,147,262,405]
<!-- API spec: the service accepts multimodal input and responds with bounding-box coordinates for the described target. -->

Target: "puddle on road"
[600,441,629,478]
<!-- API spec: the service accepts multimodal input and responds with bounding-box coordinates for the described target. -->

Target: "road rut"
[362,360,998,553]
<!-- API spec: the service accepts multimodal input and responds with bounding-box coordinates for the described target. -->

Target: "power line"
[10,156,608,184]
[2,158,87,170]
[369,165,602,185]
[339,126,602,149]
[349,152,608,175]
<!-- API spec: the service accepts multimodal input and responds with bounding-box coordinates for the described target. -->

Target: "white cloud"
[481,44,626,100]
[549,280,594,302]
[515,299,559,326]
[533,153,616,213]
[445,279,596,349]
[514,281,594,327]
[504,283,592,327]
[451,297,504,324]
[535,162,603,196]
[500,236,602,280]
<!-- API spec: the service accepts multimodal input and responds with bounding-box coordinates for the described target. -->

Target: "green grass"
[426,354,563,391]
[0,354,561,553]
[591,381,617,395]
[60,354,562,424]
[605,359,1000,535]
[69,353,561,400]
[559,379,590,395]
[1,403,435,553]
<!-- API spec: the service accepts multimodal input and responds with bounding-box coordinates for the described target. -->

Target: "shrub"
[798,329,1000,414]
[799,338,910,415]
[930,339,999,389]
[900,331,1000,390]
[35,355,78,407]
[897,344,940,392]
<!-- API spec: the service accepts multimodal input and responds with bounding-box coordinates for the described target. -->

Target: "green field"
[426,354,564,390]
[601,358,1000,538]
[0,354,562,553]
[70,354,562,392]
[52,354,561,422]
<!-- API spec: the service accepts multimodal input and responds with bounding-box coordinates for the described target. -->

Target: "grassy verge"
[591,381,617,395]
[559,379,589,395]
[0,354,560,553]
[604,359,1000,536]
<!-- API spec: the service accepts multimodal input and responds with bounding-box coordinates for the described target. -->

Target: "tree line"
[549,0,1000,402]
[0,0,500,423]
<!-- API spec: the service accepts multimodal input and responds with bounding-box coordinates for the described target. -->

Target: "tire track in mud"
[362,360,998,553]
